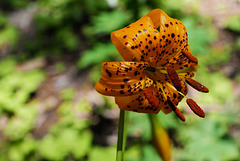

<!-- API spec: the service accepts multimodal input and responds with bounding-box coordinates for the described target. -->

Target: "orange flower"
[95,9,209,121]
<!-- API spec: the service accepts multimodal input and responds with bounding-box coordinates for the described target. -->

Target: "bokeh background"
[0,0,240,160]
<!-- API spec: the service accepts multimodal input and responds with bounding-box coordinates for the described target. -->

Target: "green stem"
[116,110,128,161]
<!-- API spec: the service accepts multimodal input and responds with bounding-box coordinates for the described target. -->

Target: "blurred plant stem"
[116,110,128,161]
[149,114,172,161]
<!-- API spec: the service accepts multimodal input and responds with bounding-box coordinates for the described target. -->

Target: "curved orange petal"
[114,78,188,115]
[95,61,153,96]
[115,91,161,114]
[147,9,197,71]
[111,15,160,63]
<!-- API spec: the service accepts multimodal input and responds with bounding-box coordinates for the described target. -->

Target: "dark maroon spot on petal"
[120,90,124,94]
[123,78,129,83]
[134,71,138,76]
[105,69,112,77]
[123,35,127,38]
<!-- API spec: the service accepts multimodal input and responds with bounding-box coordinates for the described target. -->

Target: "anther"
[167,68,182,91]
[167,98,185,121]
[185,78,209,93]
[181,50,198,64]
[186,99,205,118]
[143,88,159,108]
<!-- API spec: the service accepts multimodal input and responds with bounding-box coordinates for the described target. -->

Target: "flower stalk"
[116,110,128,161]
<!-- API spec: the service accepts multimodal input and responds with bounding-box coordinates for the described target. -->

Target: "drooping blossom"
[95,9,209,121]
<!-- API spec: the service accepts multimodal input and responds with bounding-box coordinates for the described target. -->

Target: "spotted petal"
[115,90,161,114]
[147,9,196,70]
[95,62,153,96]
[111,15,160,63]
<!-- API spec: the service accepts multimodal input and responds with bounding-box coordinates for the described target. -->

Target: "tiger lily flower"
[95,9,209,121]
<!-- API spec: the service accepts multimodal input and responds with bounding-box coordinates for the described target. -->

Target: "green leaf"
[128,112,151,141]
[141,145,162,161]
[57,28,78,50]
[182,16,217,55]
[88,146,116,161]
[3,102,38,140]
[225,15,240,33]
[71,130,93,158]
[0,26,19,47]
[8,136,36,161]
[125,145,141,161]
[60,88,76,101]
[175,115,239,161]
[92,10,132,34]
[78,43,120,69]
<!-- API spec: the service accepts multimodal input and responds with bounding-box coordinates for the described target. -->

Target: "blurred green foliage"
[0,0,240,161]
[225,15,240,33]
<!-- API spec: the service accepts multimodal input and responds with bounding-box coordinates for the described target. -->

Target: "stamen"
[157,82,167,100]
[181,50,198,64]
[167,98,185,121]
[167,67,182,91]
[143,74,147,88]
[186,99,205,118]
[185,78,209,93]
[143,88,159,108]
[165,82,187,99]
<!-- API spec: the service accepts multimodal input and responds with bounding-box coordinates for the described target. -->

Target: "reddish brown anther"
[143,88,159,108]
[185,78,209,93]
[181,50,198,64]
[167,67,182,91]
[186,99,205,118]
[167,98,185,121]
